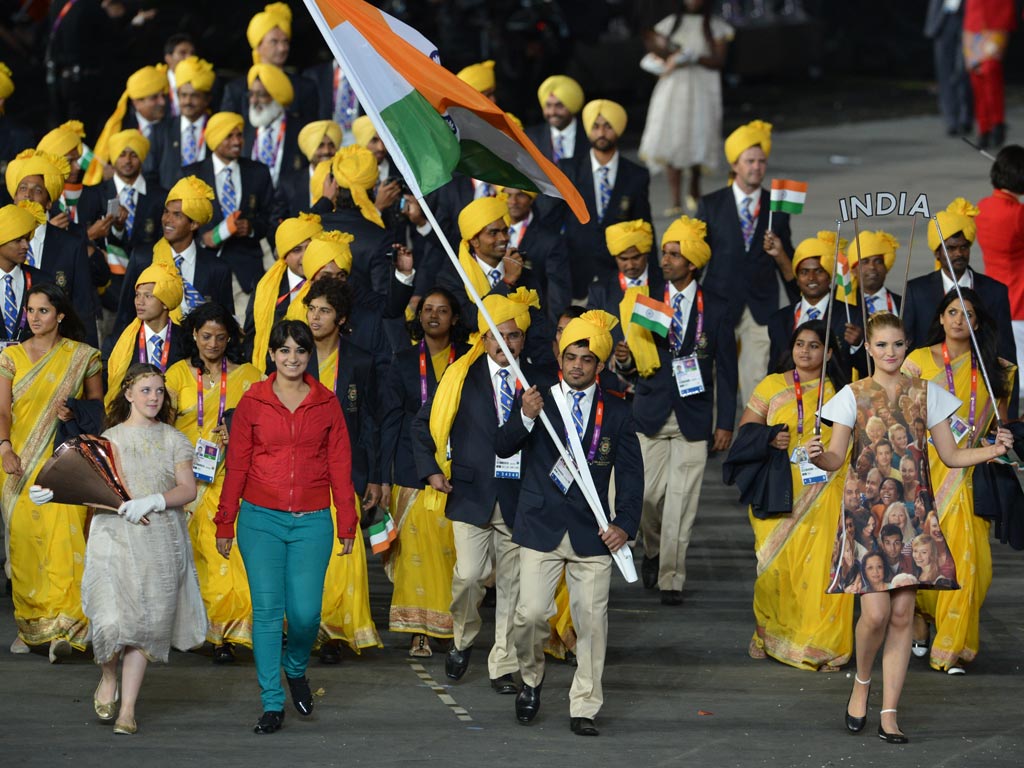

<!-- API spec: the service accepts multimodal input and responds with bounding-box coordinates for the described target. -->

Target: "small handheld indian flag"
[630,294,672,337]
[769,179,808,214]
[368,512,398,554]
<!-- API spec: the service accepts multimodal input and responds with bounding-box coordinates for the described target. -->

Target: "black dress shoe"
[481,586,497,607]
[564,650,578,667]
[445,645,472,680]
[641,556,659,590]
[570,717,599,736]
[878,725,908,744]
[213,643,236,664]
[491,673,518,694]
[515,683,542,723]
[660,589,683,606]
[319,641,342,665]
[287,675,314,716]
[253,710,284,734]
[846,676,870,733]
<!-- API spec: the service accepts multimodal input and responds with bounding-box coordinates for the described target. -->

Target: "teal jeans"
[236,501,334,711]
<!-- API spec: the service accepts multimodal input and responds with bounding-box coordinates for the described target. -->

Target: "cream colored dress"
[81,422,208,663]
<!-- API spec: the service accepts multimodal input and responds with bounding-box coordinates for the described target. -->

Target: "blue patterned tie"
[489,268,502,287]
[175,256,205,314]
[571,391,586,442]
[220,168,237,216]
[258,126,275,168]
[866,295,877,315]
[553,134,564,162]
[25,242,35,268]
[475,181,494,199]
[120,186,136,238]
[333,71,355,132]
[3,275,18,338]
[669,292,685,350]
[182,123,197,166]
[807,306,820,321]
[498,369,514,424]
[597,166,612,223]
[150,334,164,368]
[740,196,756,251]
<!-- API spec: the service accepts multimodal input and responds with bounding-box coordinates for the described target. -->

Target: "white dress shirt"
[863,286,893,315]
[796,294,830,325]
[623,267,649,288]
[28,223,47,269]
[941,268,974,295]
[476,255,505,286]
[667,279,698,339]
[254,112,286,185]
[550,118,577,160]
[180,114,208,163]
[212,154,242,212]
[135,113,155,139]
[731,181,761,218]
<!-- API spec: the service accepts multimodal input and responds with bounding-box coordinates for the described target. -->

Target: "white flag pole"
[417,196,638,583]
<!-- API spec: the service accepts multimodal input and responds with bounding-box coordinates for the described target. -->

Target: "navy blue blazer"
[36,223,99,346]
[696,186,796,326]
[495,385,643,556]
[145,114,205,192]
[631,284,738,441]
[0,265,45,343]
[77,179,167,254]
[518,217,571,326]
[314,206,396,301]
[426,173,475,254]
[278,164,313,217]
[412,356,542,528]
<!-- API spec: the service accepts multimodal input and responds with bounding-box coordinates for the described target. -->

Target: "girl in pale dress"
[638,0,734,214]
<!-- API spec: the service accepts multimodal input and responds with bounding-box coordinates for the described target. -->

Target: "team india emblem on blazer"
[248,194,257,210]
[55,271,67,288]
[695,331,709,356]
[599,437,612,457]
[619,196,631,214]
[144,218,155,236]
[293,155,303,171]
[346,384,358,411]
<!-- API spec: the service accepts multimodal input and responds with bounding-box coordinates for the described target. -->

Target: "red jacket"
[215,372,357,539]
[977,189,1024,319]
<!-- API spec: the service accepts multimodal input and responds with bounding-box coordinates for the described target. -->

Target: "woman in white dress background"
[638,0,734,215]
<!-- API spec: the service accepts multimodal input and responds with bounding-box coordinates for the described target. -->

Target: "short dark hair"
[164,32,194,58]
[875,439,893,453]
[879,524,903,541]
[304,274,353,335]
[559,306,586,321]
[990,144,1024,194]
[26,282,86,342]
[269,319,314,352]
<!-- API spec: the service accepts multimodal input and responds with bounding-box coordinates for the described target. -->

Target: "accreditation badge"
[549,456,574,494]
[494,452,521,480]
[798,461,828,486]
[672,354,705,397]
[193,438,220,483]
[948,415,970,444]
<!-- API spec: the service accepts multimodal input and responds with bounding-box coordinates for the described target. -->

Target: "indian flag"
[368,512,397,555]
[302,0,588,220]
[835,246,856,304]
[630,294,673,337]
[769,179,808,215]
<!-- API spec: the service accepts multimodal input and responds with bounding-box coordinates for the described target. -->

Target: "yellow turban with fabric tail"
[276,212,323,257]
[297,120,342,163]
[559,310,618,361]
[310,159,332,206]
[5,149,69,203]
[0,62,13,102]
[248,63,294,107]
[205,112,244,152]
[846,230,896,271]
[605,219,653,256]
[247,2,292,62]
[661,215,711,269]
[581,99,627,136]
[37,120,85,158]
[126,64,168,100]
[332,145,383,227]
[793,230,846,274]
[724,119,772,164]
[286,231,356,321]
[175,56,216,93]
[497,185,537,200]
[139,262,184,312]
[423,287,540,514]
[537,75,584,114]
[456,195,511,301]
[351,116,376,148]
[166,175,215,226]
[457,60,496,93]
[0,201,45,245]
[928,197,979,253]
[108,129,150,164]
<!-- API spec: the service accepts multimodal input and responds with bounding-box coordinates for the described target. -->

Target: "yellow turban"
[303,230,354,278]
[276,212,323,257]
[37,120,85,157]
[559,310,618,361]
[497,185,538,200]
[661,215,711,269]
[108,129,150,164]
[458,195,510,242]
[0,61,13,101]
[581,99,627,137]
[5,149,69,203]
[605,219,653,256]
[505,112,523,131]
[537,75,584,114]
[457,60,496,93]
[297,120,342,163]
[928,197,979,252]
[310,159,332,206]
[175,56,216,93]
[332,145,383,227]
[205,112,244,152]
[724,119,772,164]
[479,287,540,334]
[847,230,897,271]
[247,2,292,61]
[351,115,375,148]
[0,201,45,245]
[127,64,168,99]
[166,175,215,226]
[138,262,184,311]
[248,63,294,107]
[793,231,846,274]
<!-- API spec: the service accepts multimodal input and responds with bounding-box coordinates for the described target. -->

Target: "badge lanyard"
[418,339,456,405]
[137,321,171,371]
[665,283,703,352]
[196,357,228,430]
[792,368,807,439]
[941,342,977,433]
[276,278,306,306]
[574,386,604,463]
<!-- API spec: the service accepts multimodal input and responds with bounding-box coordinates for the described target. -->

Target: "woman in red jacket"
[215,320,356,735]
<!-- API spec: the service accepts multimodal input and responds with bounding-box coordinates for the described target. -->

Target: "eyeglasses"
[484,331,524,343]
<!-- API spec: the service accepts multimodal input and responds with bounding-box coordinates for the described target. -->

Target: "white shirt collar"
[172,239,198,266]
[113,173,147,197]
[941,268,973,294]
[552,118,576,140]
[180,113,206,131]
[559,379,597,408]
[667,278,698,303]
[590,148,619,177]
[800,294,830,315]
[486,355,514,385]
[624,267,649,287]
[212,154,240,177]
[475,254,504,283]
[731,182,761,210]
[143,319,170,338]
[287,268,304,290]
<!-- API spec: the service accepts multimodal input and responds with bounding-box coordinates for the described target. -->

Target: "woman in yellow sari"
[735,320,854,670]
[1,283,102,661]
[902,288,1014,674]
[165,303,262,664]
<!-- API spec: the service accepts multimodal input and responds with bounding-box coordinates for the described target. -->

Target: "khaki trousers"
[516,534,612,719]
[450,503,520,678]
[736,305,770,411]
[639,416,708,591]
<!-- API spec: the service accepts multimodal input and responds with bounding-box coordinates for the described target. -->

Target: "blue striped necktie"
[498,369,514,424]
[121,186,137,238]
[3,275,18,338]
[806,306,820,320]
[740,196,756,250]
[182,123,197,166]
[25,241,35,268]
[669,292,685,350]
[553,134,564,162]
[151,334,164,368]
[220,168,237,216]
[175,256,205,314]
[258,127,275,168]
[571,391,586,441]
[489,268,502,287]
[597,166,612,222]
[866,295,877,315]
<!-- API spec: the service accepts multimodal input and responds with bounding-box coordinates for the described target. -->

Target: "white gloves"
[29,485,54,505]
[117,493,167,524]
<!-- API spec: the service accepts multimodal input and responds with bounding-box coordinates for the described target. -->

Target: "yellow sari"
[165,359,263,647]
[1,340,100,649]
[317,346,382,651]
[904,346,1013,670]
[747,373,854,670]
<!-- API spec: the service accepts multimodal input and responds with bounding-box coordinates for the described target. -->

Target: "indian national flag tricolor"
[836,247,856,304]
[368,512,398,555]
[769,179,808,215]
[630,294,673,337]
[301,0,588,221]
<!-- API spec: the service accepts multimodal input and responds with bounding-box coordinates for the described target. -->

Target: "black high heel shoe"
[845,675,871,733]
[878,709,909,744]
